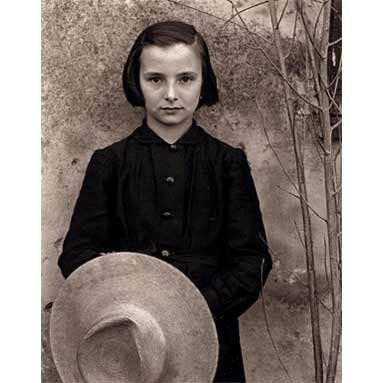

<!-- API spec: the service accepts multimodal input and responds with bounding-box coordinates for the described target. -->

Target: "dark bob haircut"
[122,20,219,109]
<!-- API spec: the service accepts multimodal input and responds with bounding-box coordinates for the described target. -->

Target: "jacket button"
[161,249,170,257]
[161,211,173,220]
[169,144,177,152]
[166,176,175,185]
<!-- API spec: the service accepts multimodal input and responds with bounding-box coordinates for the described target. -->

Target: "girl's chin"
[151,115,192,128]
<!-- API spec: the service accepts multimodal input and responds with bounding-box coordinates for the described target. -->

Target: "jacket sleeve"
[201,148,272,318]
[58,150,116,278]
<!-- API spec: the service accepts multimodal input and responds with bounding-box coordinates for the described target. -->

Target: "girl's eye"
[180,76,193,83]
[149,77,161,84]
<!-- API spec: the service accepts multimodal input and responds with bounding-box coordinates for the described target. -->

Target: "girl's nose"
[164,82,178,102]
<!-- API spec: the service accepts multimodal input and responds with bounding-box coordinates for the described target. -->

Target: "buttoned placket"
[150,142,186,258]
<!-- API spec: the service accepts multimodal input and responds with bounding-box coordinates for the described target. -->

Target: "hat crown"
[77,304,167,383]
[50,252,218,383]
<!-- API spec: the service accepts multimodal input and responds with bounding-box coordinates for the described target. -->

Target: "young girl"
[58,20,272,383]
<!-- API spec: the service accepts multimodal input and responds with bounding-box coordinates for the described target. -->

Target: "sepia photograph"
[40,1,343,382]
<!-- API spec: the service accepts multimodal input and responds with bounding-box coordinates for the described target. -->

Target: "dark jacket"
[58,120,272,382]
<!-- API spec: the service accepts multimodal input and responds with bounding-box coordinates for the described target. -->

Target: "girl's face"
[139,43,203,131]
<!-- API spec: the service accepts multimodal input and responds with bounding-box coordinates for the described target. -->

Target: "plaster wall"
[42,1,340,382]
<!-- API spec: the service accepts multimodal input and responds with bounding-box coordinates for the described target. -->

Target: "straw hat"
[50,252,218,383]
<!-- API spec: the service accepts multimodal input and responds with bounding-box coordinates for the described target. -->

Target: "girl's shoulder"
[90,132,140,164]
[199,126,248,165]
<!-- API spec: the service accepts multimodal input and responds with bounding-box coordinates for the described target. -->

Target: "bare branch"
[318,72,342,114]
[312,0,342,23]
[306,109,329,156]
[318,296,333,315]
[292,106,305,175]
[322,349,328,370]
[226,0,322,111]
[168,0,273,44]
[260,259,295,383]
[332,184,341,197]
[294,220,305,249]
[299,3,341,126]
[331,118,342,131]
[331,156,342,270]
[323,237,330,291]
[254,96,300,194]
[268,1,324,381]
[284,7,299,59]
[276,185,327,223]
[297,0,325,59]
[334,143,341,162]
[276,0,290,29]
[309,122,326,163]
[328,36,342,47]
[327,53,342,90]
[313,0,326,41]
[299,112,307,169]
[221,1,270,30]
[298,105,326,165]
[167,0,219,19]
[312,0,343,380]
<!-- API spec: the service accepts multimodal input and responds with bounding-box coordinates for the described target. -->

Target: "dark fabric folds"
[59,120,272,316]
[58,120,272,381]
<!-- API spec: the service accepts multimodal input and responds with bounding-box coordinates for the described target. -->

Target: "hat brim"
[50,252,219,383]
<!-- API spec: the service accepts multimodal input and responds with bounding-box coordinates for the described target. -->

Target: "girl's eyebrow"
[142,71,199,77]
[142,72,163,77]
[178,71,198,76]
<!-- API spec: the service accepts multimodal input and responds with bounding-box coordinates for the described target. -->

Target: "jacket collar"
[132,119,205,145]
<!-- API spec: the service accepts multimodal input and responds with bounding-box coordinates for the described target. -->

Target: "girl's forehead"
[140,43,202,72]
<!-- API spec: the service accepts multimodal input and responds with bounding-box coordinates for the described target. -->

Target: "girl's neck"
[145,117,193,144]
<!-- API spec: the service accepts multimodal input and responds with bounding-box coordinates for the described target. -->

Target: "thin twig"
[167,0,273,44]
[226,0,322,111]
[309,110,327,154]
[221,0,271,30]
[300,111,307,169]
[167,0,224,20]
[313,0,326,41]
[276,0,290,29]
[318,296,333,315]
[254,96,300,194]
[294,220,305,249]
[312,0,342,23]
[318,71,342,114]
[292,105,305,175]
[284,7,299,59]
[297,0,325,59]
[268,1,324,381]
[260,259,295,383]
[276,185,327,223]
[334,143,341,162]
[308,117,326,163]
[313,0,342,380]
[298,104,325,164]
[328,36,342,47]
[323,236,330,291]
[330,60,342,118]
[327,53,342,90]
[331,118,342,131]
[332,184,341,197]
[300,1,342,128]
